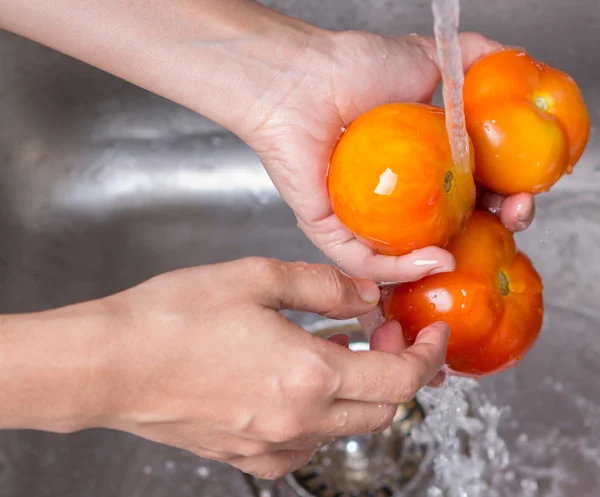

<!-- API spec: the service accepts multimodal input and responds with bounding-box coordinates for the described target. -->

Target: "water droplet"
[195,466,210,478]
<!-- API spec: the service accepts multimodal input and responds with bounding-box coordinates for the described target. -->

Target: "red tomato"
[328,103,476,256]
[382,210,544,377]
[464,49,590,195]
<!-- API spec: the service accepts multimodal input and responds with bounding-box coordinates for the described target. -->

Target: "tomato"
[463,49,590,195]
[382,210,543,377]
[328,103,476,256]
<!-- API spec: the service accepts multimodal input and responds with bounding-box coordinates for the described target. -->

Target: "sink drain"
[281,320,433,497]
[284,399,429,497]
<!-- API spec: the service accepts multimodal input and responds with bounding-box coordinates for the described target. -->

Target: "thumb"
[254,260,380,319]
[415,31,504,71]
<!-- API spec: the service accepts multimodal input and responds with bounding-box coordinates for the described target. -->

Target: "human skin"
[0,258,449,478]
[0,0,535,479]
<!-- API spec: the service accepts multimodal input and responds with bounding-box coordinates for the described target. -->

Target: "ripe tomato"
[328,103,476,256]
[382,210,544,377]
[463,49,590,195]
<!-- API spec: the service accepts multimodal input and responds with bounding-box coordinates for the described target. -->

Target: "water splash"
[432,0,471,174]
[413,376,572,497]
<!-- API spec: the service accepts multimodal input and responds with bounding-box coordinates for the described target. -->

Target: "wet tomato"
[382,210,544,377]
[464,49,590,195]
[328,103,476,256]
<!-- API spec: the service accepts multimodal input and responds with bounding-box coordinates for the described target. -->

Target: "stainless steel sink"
[0,0,599,495]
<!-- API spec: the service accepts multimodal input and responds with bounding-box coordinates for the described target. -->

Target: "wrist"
[148,1,335,140]
[0,301,116,433]
[0,0,333,140]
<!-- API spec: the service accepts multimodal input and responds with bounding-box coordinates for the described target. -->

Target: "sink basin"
[1,0,599,495]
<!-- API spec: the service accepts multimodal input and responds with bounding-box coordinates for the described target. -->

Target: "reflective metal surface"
[1,0,599,495]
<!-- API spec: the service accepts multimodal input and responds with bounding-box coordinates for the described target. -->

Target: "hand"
[245,29,535,283]
[77,258,449,479]
[0,1,534,284]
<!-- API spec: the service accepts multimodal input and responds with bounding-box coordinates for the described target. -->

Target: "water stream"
[418,2,535,496]
[432,0,471,174]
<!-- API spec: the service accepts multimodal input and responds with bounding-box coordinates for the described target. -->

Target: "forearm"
[0,303,112,432]
[0,0,321,137]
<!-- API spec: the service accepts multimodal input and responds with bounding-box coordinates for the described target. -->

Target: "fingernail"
[516,201,533,223]
[426,259,456,276]
[354,279,381,304]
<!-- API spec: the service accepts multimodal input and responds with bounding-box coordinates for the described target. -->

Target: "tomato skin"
[463,49,590,195]
[382,210,544,377]
[328,103,476,256]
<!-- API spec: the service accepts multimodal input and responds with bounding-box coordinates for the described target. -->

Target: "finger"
[427,370,446,388]
[414,32,503,72]
[478,190,535,232]
[318,400,399,437]
[457,32,504,70]
[370,320,407,355]
[297,214,456,284]
[229,450,315,480]
[331,322,449,403]
[250,258,380,318]
[328,333,349,348]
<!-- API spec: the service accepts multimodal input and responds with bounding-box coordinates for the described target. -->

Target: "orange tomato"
[328,103,476,256]
[382,210,544,377]
[464,49,590,195]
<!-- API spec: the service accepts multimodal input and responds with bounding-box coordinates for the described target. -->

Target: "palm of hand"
[247,31,533,282]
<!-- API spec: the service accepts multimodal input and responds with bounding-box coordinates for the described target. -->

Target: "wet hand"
[91,258,449,479]
[244,29,535,283]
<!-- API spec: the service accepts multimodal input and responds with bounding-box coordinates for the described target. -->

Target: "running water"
[362,3,551,495]
[414,377,539,497]
[360,1,470,339]
[417,2,534,496]
[432,0,471,174]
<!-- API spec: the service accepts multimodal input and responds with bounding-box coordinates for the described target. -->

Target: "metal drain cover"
[284,400,429,497]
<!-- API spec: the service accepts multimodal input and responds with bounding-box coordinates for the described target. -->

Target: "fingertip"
[385,246,456,283]
[427,370,446,388]
[370,320,406,355]
[328,333,350,348]
[417,321,450,346]
[352,278,381,304]
[458,32,504,69]
[515,194,535,228]
[501,193,535,232]
[479,190,535,232]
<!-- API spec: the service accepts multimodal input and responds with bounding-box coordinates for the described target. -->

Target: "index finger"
[329,322,449,404]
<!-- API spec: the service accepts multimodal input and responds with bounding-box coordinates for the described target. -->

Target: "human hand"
[0,1,534,284]
[244,29,535,283]
[76,258,449,479]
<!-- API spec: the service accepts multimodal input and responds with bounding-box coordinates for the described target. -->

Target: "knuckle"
[368,410,395,434]
[242,256,282,282]
[392,369,421,403]
[320,265,351,304]
[284,352,339,399]
[258,468,289,480]
[240,257,287,298]
[237,442,270,458]
[266,416,305,444]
